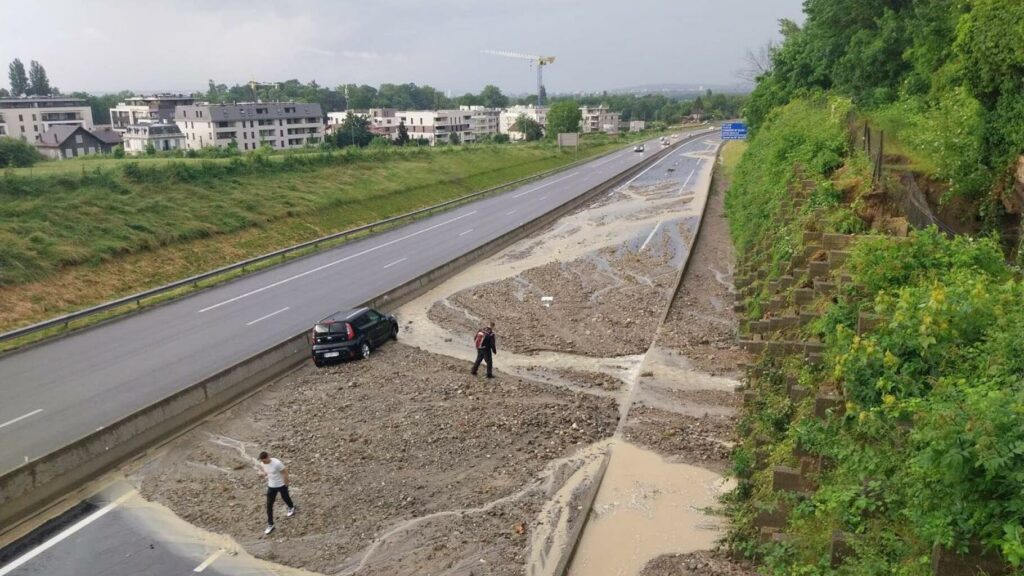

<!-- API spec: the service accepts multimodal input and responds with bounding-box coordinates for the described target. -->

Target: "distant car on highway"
[311,307,398,366]
[634,144,645,152]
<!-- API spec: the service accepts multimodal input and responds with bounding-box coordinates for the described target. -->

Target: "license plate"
[324,352,340,358]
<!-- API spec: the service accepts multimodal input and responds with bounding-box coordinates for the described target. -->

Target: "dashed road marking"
[0,409,43,430]
[382,257,407,269]
[245,307,290,326]
[193,549,226,572]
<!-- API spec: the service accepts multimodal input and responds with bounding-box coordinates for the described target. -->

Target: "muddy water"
[568,441,732,576]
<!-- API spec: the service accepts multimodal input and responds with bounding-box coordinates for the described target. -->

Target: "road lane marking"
[512,172,578,198]
[0,409,43,430]
[682,167,696,189]
[199,211,476,313]
[0,492,133,576]
[590,153,623,168]
[382,257,407,269]
[539,196,548,201]
[458,228,474,236]
[245,307,290,326]
[506,210,517,216]
[621,146,688,188]
[640,221,662,252]
[193,549,226,572]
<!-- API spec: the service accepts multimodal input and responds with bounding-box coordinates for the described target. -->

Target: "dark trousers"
[471,348,493,376]
[266,485,294,525]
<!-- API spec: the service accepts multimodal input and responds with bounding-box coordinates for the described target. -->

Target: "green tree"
[27,60,51,96]
[8,59,27,96]
[479,84,509,109]
[0,136,44,167]
[546,100,582,138]
[333,112,372,147]
[395,121,410,146]
[512,115,544,141]
[448,131,461,145]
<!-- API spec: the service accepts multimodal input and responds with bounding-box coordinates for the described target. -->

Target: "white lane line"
[0,493,133,576]
[0,408,43,430]
[459,228,474,237]
[199,211,476,312]
[245,307,290,326]
[682,167,696,189]
[382,257,407,269]
[590,153,623,168]
[506,210,517,216]
[512,171,579,198]
[539,196,548,201]
[620,143,694,189]
[193,549,226,572]
[640,221,662,251]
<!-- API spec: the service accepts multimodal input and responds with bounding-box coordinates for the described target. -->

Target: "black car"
[310,307,398,366]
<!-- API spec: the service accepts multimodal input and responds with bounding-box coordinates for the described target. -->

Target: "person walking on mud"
[257,451,296,535]
[470,321,497,379]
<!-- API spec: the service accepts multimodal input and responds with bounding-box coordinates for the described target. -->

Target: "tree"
[738,41,777,82]
[395,121,410,146]
[27,60,51,96]
[448,131,461,145]
[479,85,509,109]
[512,115,544,142]
[0,88,8,97]
[333,112,372,147]
[546,100,582,138]
[8,59,27,96]
[0,136,44,167]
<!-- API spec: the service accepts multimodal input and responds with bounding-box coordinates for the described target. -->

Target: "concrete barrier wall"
[0,133,706,534]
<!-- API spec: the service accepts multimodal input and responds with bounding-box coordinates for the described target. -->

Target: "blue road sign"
[721,122,748,140]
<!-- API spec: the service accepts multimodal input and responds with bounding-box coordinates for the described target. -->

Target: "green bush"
[0,137,44,168]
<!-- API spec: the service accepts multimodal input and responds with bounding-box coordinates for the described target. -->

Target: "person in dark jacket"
[470,321,497,378]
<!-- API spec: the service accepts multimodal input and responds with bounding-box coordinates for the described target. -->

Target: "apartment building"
[175,102,324,151]
[122,121,186,155]
[460,106,500,138]
[398,109,474,145]
[327,109,401,140]
[110,94,195,131]
[499,105,548,141]
[0,96,94,142]
[580,105,620,134]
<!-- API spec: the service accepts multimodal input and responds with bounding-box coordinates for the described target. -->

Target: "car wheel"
[360,342,371,360]
[313,357,324,368]
[391,323,399,340]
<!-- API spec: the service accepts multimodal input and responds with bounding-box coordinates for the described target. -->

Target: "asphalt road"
[0,130,718,476]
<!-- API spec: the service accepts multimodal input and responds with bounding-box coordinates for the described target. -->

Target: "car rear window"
[314,322,350,335]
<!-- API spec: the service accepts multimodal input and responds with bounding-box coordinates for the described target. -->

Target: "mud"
[640,551,759,576]
[137,344,618,574]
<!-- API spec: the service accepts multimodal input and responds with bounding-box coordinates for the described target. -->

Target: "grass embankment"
[725,96,1024,574]
[0,132,657,336]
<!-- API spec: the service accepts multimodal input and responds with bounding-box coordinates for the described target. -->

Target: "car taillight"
[346,323,355,340]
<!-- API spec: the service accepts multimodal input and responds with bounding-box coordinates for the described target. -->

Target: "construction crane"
[481,50,556,106]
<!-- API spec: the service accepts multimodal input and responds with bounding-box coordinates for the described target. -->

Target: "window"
[75,134,83,144]
[18,114,23,121]
[32,114,36,121]
[33,125,37,132]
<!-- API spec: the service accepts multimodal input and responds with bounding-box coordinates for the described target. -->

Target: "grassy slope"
[0,136,651,332]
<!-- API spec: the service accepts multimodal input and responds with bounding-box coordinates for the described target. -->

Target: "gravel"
[641,551,759,576]
[623,406,735,474]
[138,343,618,575]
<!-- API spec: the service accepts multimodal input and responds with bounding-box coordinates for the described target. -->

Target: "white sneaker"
[287,507,296,517]
[264,524,275,535]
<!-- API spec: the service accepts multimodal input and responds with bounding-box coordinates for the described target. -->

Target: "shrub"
[0,136,44,168]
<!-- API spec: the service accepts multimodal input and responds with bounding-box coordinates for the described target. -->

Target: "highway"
[0,130,717,476]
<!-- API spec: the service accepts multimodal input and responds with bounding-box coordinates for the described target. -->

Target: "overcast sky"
[1,0,804,95]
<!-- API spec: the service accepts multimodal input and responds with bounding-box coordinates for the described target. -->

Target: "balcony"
[41,112,83,122]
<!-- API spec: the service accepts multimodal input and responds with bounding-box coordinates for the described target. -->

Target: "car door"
[363,310,388,345]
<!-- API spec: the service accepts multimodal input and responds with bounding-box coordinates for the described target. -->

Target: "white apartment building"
[499,105,548,141]
[580,105,620,134]
[175,102,324,151]
[122,121,186,155]
[398,109,474,145]
[460,106,500,138]
[0,97,94,142]
[327,109,401,140]
[110,94,195,131]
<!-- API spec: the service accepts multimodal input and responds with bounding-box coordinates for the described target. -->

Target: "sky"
[1,0,805,95]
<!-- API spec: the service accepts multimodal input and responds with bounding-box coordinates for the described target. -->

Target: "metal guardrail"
[0,135,687,346]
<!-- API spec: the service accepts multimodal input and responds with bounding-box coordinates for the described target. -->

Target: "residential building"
[0,96,94,142]
[580,105,620,134]
[327,109,400,140]
[109,94,195,131]
[36,125,115,159]
[0,113,6,137]
[460,106,500,138]
[122,121,186,155]
[499,105,548,141]
[175,102,324,151]
[398,109,475,145]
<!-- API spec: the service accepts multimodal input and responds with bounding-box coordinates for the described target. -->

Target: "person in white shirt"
[257,451,296,535]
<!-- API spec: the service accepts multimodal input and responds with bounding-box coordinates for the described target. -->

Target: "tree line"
[4,59,53,97]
